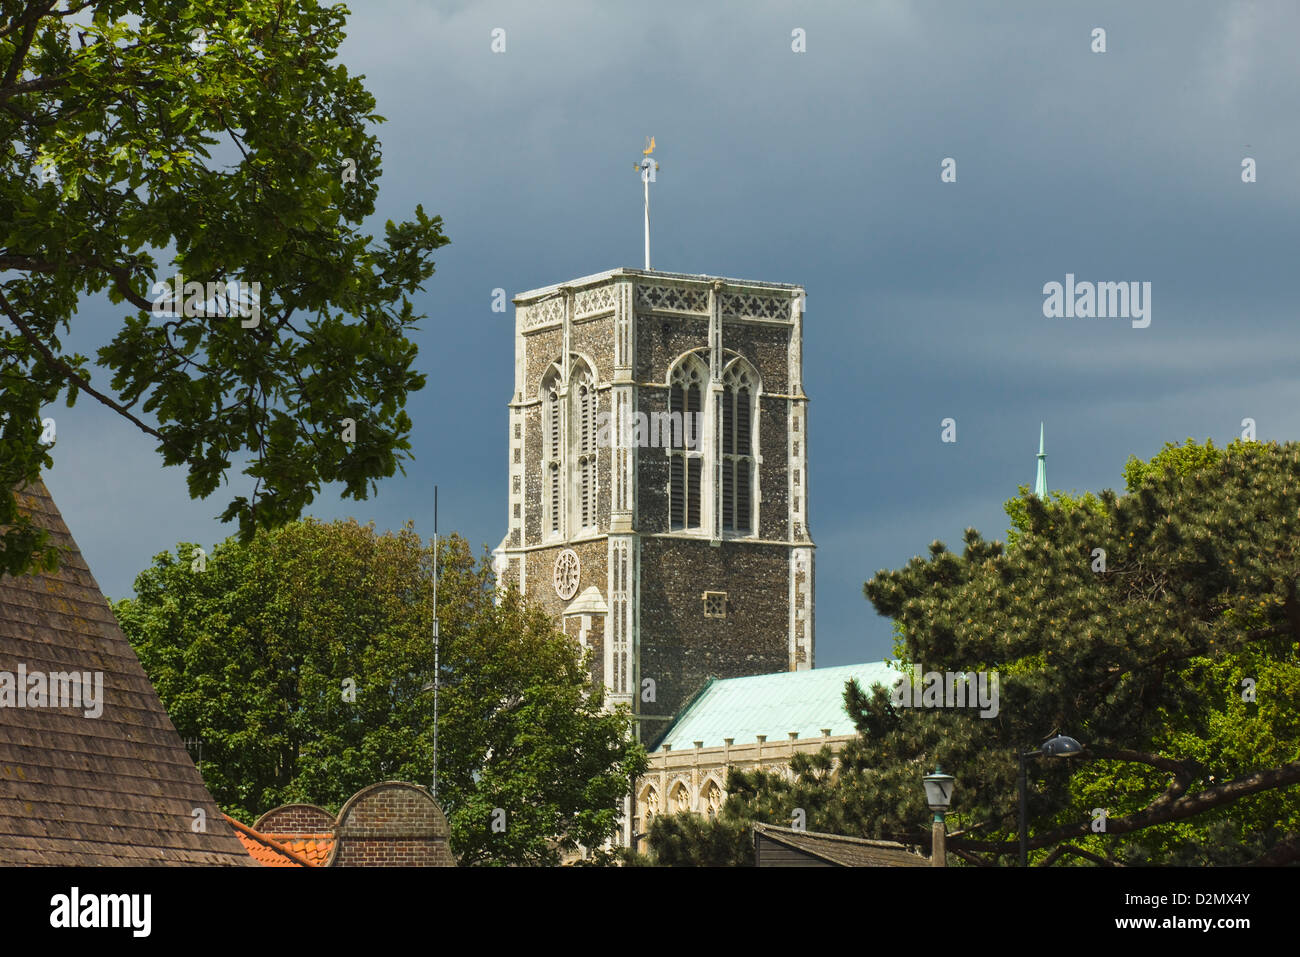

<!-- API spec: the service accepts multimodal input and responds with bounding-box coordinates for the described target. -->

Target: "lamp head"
[922,766,956,811]
[1040,734,1084,758]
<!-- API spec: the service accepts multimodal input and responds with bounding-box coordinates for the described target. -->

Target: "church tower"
[494,268,814,744]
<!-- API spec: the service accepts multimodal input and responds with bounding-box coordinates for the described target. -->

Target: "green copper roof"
[654,662,902,752]
[1034,422,1048,497]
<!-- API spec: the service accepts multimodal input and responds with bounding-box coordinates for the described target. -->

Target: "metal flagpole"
[432,484,439,800]
[636,137,658,270]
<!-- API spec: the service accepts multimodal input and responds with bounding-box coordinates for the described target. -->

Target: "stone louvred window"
[543,372,562,537]
[575,370,597,531]
[722,362,756,534]
[543,361,599,538]
[669,359,704,530]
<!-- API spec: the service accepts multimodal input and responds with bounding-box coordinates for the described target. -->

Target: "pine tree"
[722,439,1300,865]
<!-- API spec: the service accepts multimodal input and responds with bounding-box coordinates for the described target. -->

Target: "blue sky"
[40,0,1300,667]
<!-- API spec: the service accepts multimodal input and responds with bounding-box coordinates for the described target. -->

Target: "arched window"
[643,787,659,823]
[670,781,692,815]
[721,360,757,534]
[702,779,723,819]
[572,363,598,533]
[668,357,705,530]
[542,368,562,538]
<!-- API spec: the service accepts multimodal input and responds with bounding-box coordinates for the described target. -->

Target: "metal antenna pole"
[432,484,439,800]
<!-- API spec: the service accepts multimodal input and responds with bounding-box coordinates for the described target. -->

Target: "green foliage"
[570,846,654,867]
[1003,485,1103,547]
[113,519,645,865]
[643,812,753,866]
[1120,437,1233,492]
[741,439,1300,864]
[2,2,449,576]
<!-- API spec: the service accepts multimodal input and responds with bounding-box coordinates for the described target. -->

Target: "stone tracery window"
[703,591,727,618]
[643,787,659,822]
[702,779,723,819]
[670,781,691,815]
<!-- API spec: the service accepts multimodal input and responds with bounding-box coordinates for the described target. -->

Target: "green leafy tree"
[1121,437,1228,491]
[113,519,646,865]
[1,1,449,576]
[692,440,1300,865]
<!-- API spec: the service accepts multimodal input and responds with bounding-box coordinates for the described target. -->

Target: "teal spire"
[1034,423,1048,497]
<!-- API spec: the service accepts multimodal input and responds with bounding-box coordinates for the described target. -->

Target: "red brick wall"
[253,803,335,834]
[331,782,455,867]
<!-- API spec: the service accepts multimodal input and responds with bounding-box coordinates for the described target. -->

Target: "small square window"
[514,422,521,439]
[793,441,799,455]
[512,475,521,493]
[513,503,521,517]
[513,448,521,463]
[793,417,800,432]
[703,591,727,619]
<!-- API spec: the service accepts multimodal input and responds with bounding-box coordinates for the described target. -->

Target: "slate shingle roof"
[0,479,254,865]
[753,823,930,867]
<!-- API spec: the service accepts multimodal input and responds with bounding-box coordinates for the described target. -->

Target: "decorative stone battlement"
[515,268,802,331]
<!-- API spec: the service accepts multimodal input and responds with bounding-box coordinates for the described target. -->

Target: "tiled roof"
[0,479,254,865]
[263,833,334,867]
[753,823,929,867]
[223,815,313,867]
[655,662,902,752]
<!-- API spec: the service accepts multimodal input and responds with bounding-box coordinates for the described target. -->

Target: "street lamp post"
[923,766,955,867]
[1018,734,1084,867]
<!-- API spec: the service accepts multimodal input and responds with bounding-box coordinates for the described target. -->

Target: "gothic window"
[668,357,705,530]
[643,787,659,822]
[702,779,723,819]
[721,361,757,534]
[572,363,598,533]
[670,781,691,815]
[542,368,562,538]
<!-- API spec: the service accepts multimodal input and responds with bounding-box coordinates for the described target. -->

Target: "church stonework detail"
[554,549,580,600]
[494,268,815,840]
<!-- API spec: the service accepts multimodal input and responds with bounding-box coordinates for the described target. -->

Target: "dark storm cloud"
[43,0,1300,664]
